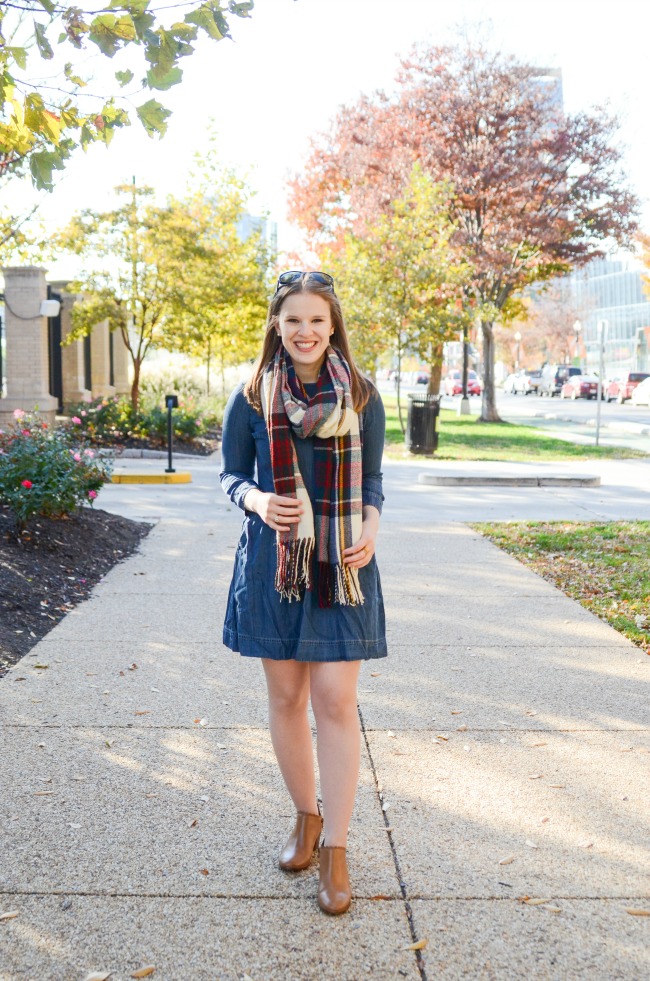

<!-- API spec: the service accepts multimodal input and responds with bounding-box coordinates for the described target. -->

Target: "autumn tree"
[0,1,254,190]
[321,167,473,429]
[154,150,273,392]
[288,39,639,422]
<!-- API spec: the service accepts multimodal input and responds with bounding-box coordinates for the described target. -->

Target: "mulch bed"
[0,506,152,679]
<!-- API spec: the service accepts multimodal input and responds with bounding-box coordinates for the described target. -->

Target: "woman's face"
[276,292,334,383]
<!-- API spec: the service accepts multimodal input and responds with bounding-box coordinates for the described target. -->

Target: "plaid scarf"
[261,346,364,607]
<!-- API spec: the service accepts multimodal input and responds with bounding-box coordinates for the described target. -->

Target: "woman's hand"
[243,489,303,533]
[343,506,380,569]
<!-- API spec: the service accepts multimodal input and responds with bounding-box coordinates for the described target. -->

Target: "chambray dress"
[220,381,387,661]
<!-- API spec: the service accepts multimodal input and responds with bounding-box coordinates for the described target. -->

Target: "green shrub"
[66,395,221,446]
[65,396,135,444]
[0,410,114,530]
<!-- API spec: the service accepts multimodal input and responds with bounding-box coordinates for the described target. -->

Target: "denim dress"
[219,382,387,661]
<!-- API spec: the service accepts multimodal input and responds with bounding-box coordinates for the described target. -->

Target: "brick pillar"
[0,266,59,428]
[50,283,91,406]
[90,319,116,399]
[111,327,131,398]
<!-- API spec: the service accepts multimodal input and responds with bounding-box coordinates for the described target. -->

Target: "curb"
[116,448,217,460]
[111,472,193,484]
[417,474,601,487]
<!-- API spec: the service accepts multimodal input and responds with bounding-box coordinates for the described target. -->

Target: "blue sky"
[7,0,649,277]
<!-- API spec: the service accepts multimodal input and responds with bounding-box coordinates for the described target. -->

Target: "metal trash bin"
[405,393,440,455]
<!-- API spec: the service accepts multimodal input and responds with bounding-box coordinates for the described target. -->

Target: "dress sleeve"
[219,384,260,511]
[361,384,385,514]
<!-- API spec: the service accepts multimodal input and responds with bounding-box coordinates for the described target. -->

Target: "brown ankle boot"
[278,811,323,871]
[317,846,351,915]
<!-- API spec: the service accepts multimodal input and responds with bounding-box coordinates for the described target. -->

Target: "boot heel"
[279,811,323,871]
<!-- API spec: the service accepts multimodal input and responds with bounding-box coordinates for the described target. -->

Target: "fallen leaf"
[386,731,396,738]
[128,663,138,671]
[370,672,382,677]
[33,664,49,670]
[498,856,515,865]
[199,868,209,876]
[0,910,19,921]
[524,897,553,905]
[33,791,54,797]
[531,742,547,747]
[525,710,537,717]
[457,725,468,732]
[84,973,113,981]
[403,939,428,950]
[188,818,198,828]
[577,841,594,849]
[540,817,550,824]
[624,908,650,916]
[145,794,158,799]
[528,774,544,780]
[450,710,463,715]
[216,743,227,750]
[105,740,114,748]
[544,905,562,913]
[525,840,539,849]
[130,969,155,978]
[134,710,151,716]
[435,735,449,742]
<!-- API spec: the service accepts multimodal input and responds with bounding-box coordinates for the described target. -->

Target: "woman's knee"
[263,660,310,715]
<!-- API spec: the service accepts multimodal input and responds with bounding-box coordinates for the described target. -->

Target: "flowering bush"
[66,395,219,446]
[0,410,114,530]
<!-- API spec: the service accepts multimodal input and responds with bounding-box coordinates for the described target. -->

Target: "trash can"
[405,393,440,455]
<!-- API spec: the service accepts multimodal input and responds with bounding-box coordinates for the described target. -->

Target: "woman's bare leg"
[309,661,362,847]
[262,659,319,814]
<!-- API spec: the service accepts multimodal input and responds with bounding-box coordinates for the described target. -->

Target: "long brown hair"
[244,276,373,414]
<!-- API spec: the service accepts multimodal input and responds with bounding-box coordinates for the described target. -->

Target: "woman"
[220,270,386,915]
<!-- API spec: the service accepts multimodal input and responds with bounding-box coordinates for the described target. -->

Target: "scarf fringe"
[318,560,364,608]
[276,536,314,602]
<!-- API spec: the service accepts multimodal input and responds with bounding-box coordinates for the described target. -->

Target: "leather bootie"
[278,811,323,871]
[317,846,351,915]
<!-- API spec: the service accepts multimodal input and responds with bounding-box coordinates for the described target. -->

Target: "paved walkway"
[1,456,649,980]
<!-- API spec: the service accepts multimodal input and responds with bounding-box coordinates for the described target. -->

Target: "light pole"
[514,331,521,372]
[572,320,582,368]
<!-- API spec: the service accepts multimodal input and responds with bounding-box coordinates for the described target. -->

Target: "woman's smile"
[277,293,333,382]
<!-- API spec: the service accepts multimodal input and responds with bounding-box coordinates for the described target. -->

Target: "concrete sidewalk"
[1,456,649,980]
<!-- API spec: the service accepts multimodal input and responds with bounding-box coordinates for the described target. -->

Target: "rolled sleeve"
[219,385,260,511]
[361,385,385,514]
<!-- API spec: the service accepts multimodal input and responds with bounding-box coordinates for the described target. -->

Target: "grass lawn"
[382,394,648,461]
[472,521,650,655]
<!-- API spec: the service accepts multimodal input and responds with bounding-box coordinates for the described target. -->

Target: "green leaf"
[64,62,87,87]
[34,21,54,60]
[36,0,57,13]
[229,1,254,16]
[136,98,172,137]
[115,69,135,87]
[88,13,137,57]
[145,66,182,91]
[7,47,28,71]
[185,5,226,40]
[30,149,66,191]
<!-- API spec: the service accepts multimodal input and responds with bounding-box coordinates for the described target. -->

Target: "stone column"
[90,319,116,399]
[50,282,91,406]
[0,266,59,428]
[111,327,132,398]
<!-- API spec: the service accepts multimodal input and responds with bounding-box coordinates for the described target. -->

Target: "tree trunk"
[479,321,503,422]
[131,359,141,414]
[427,340,444,396]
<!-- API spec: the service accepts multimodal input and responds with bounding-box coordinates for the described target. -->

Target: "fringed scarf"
[261,346,364,607]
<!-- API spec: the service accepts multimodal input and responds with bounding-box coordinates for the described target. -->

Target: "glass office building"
[568,256,650,374]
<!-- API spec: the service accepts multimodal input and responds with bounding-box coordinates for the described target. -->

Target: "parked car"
[606,372,650,404]
[630,376,650,406]
[416,372,430,385]
[512,368,541,395]
[502,372,518,394]
[539,364,582,397]
[444,369,481,396]
[560,374,601,400]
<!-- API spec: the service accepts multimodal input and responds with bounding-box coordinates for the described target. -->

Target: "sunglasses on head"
[274,270,335,294]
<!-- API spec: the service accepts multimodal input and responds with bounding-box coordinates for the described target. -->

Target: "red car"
[560,374,600,400]
[444,369,482,396]
[606,372,650,404]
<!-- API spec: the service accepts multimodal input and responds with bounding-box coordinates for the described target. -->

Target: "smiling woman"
[219,270,387,916]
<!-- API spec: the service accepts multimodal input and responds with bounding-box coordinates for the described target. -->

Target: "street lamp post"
[514,331,521,372]
[572,320,582,368]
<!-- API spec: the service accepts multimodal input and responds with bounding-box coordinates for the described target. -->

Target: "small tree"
[321,168,473,429]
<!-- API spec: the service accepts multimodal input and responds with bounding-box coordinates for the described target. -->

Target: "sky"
[6,0,650,279]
